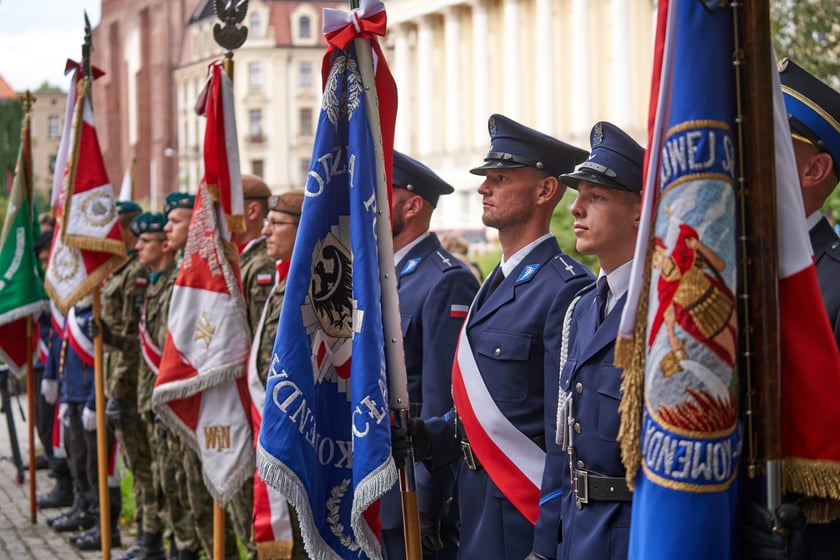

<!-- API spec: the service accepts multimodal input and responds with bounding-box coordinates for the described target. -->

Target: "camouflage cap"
[242,174,272,199]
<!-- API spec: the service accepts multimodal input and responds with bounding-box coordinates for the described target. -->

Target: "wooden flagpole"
[26,315,36,523]
[93,286,112,560]
[211,3,249,557]
[21,90,38,524]
[352,9,423,557]
[733,0,783,512]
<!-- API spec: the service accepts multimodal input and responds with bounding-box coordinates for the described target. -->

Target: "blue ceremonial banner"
[256,36,397,560]
[617,0,740,558]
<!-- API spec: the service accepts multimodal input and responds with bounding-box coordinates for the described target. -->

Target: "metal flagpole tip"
[213,0,250,51]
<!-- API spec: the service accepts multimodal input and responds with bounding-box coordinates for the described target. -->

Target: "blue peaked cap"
[393,151,454,207]
[560,121,645,194]
[778,58,840,170]
[470,114,589,178]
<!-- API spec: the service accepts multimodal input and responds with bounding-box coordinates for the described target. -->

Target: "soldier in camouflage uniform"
[161,192,238,560]
[133,212,174,560]
[250,190,308,559]
[229,175,274,559]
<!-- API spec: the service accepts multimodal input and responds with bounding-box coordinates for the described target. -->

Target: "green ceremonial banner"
[0,109,49,376]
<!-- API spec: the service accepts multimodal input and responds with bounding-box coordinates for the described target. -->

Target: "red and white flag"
[769,63,840,506]
[152,62,252,505]
[44,71,125,315]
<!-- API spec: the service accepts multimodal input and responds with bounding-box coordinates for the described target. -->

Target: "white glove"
[58,403,70,427]
[41,378,59,405]
[82,407,97,432]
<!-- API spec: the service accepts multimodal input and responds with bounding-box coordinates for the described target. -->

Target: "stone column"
[503,0,521,118]
[416,15,435,156]
[535,0,554,129]
[392,23,412,151]
[570,0,591,135]
[610,0,633,125]
[444,6,463,152]
[471,0,490,147]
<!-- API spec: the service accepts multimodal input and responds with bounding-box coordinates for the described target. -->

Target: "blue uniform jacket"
[59,306,95,407]
[535,282,631,560]
[381,234,479,532]
[444,237,591,560]
[811,218,840,348]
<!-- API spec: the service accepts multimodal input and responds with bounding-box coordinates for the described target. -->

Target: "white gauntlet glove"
[82,407,97,431]
[41,378,59,405]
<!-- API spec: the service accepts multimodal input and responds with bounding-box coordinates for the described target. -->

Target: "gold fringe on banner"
[256,540,293,560]
[783,457,840,523]
[615,236,655,491]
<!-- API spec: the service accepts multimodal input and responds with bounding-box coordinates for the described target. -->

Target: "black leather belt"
[572,469,632,507]
[460,434,547,471]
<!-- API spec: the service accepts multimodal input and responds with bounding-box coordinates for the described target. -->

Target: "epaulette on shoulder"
[430,250,464,273]
[548,253,591,281]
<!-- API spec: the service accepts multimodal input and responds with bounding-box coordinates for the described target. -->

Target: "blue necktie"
[595,276,610,325]
[479,267,504,309]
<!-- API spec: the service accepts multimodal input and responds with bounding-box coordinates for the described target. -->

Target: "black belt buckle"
[574,469,589,508]
[461,441,479,471]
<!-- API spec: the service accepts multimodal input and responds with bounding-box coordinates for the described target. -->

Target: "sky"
[0,0,102,92]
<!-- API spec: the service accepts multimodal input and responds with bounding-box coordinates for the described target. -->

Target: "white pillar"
[471,0,490,148]
[503,0,521,119]
[610,0,633,126]
[392,24,412,151]
[570,0,591,135]
[416,15,435,156]
[535,0,554,129]
[444,7,463,152]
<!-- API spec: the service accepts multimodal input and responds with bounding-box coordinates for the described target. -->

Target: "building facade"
[29,89,67,197]
[174,0,340,195]
[384,0,656,229]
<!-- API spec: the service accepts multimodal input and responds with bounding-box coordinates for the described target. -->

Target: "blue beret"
[130,212,167,236]
[560,122,645,194]
[116,200,142,215]
[779,58,840,169]
[393,151,454,207]
[470,114,589,178]
[164,192,196,216]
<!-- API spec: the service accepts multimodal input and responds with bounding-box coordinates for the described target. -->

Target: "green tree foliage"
[0,98,23,193]
[551,189,599,273]
[772,0,840,220]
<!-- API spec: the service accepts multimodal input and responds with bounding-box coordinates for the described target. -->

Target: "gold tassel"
[783,456,840,522]
[256,540,294,560]
[616,235,654,491]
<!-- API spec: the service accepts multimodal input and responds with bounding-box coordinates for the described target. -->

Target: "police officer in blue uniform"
[424,114,592,560]
[382,151,480,560]
[528,121,644,560]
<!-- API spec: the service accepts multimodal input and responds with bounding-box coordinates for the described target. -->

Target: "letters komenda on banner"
[615,1,740,558]
[256,2,398,558]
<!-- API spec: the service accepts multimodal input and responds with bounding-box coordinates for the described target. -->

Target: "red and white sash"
[66,307,94,367]
[451,312,546,524]
[139,313,162,374]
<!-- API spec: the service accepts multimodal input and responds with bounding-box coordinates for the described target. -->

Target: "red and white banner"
[153,62,252,505]
[44,75,125,315]
[248,306,293,557]
[451,317,545,524]
[770,63,840,501]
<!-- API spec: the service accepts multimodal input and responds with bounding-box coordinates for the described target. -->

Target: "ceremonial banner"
[45,74,125,314]
[615,1,740,558]
[256,2,397,558]
[152,62,253,505]
[0,103,48,376]
[771,63,840,520]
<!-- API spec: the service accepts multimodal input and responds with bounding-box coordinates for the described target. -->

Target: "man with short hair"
[381,152,480,560]
[425,114,592,560]
[529,121,644,560]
